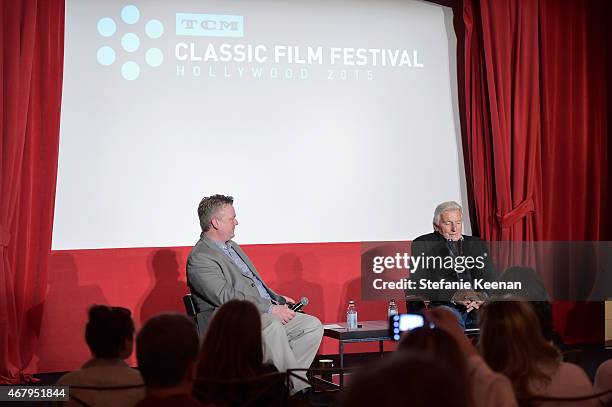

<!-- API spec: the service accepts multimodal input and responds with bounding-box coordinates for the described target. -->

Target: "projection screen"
[53,0,469,249]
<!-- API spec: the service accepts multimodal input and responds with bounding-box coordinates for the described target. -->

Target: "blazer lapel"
[230,241,266,282]
[201,236,251,280]
[229,242,277,298]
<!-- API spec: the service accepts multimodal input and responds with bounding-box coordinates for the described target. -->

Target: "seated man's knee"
[313,316,323,333]
[302,314,324,335]
[262,314,284,332]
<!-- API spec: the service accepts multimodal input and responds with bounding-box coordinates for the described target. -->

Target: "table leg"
[339,341,344,387]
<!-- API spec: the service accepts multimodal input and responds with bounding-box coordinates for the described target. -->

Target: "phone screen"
[390,314,425,340]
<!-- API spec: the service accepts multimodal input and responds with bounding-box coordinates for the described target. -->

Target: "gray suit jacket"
[186,235,285,332]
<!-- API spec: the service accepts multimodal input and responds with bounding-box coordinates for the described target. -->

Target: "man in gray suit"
[186,194,323,394]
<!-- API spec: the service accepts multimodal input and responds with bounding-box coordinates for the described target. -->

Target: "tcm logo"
[176,13,244,38]
[96,4,165,80]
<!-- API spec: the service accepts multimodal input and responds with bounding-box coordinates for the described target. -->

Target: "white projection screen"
[53,0,469,250]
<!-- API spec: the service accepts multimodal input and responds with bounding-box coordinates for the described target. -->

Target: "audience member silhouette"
[56,305,144,407]
[194,300,287,405]
[399,327,472,405]
[497,267,562,346]
[594,359,612,407]
[479,299,597,407]
[341,352,467,407]
[136,313,204,407]
[420,308,518,407]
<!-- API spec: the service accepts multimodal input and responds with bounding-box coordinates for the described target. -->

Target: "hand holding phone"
[390,313,425,341]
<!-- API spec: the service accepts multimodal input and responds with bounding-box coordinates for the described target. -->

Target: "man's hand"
[452,289,485,312]
[282,295,296,304]
[271,304,296,324]
[464,300,484,313]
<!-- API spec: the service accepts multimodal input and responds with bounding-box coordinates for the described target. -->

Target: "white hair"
[433,201,463,225]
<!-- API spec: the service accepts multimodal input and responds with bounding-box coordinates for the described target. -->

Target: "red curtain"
[462,0,542,242]
[459,0,610,342]
[462,0,610,239]
[0,0,64,383]
[539,0,609,241]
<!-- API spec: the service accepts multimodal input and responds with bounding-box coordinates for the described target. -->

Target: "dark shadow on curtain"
[35,252,107,373]
[273,253,325,320]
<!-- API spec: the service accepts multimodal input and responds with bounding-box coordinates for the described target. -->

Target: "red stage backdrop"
[37,244,400,372]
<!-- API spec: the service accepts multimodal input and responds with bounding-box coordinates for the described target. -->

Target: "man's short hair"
[197,194,234,232]
[433,201,463,225]
[136,313,199,388]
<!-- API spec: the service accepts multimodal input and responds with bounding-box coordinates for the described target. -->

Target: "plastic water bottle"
[388,299,399,319]
[346,300,358,329]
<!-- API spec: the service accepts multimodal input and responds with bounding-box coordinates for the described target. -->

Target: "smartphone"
[390,313,425,341]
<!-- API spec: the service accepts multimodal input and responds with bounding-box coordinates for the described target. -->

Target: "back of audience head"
[342,352,467,407]
[398,326,472,405]
[197,300,263,380]
[137,313,199,389]
[479,299,560,399]
[496,268,560,344]
[498,267,549,301]
[85,305,134,359]
[594,359,612,407]
[398,326,465,365]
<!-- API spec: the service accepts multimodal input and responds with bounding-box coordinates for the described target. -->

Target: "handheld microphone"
[289,297,309,312]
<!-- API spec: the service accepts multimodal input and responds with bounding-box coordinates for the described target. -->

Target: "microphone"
[447,238,463,257]
[289,297,309,312]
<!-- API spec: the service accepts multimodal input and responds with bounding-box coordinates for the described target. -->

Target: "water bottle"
[388,299,398,319]
[346,300,358,329]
